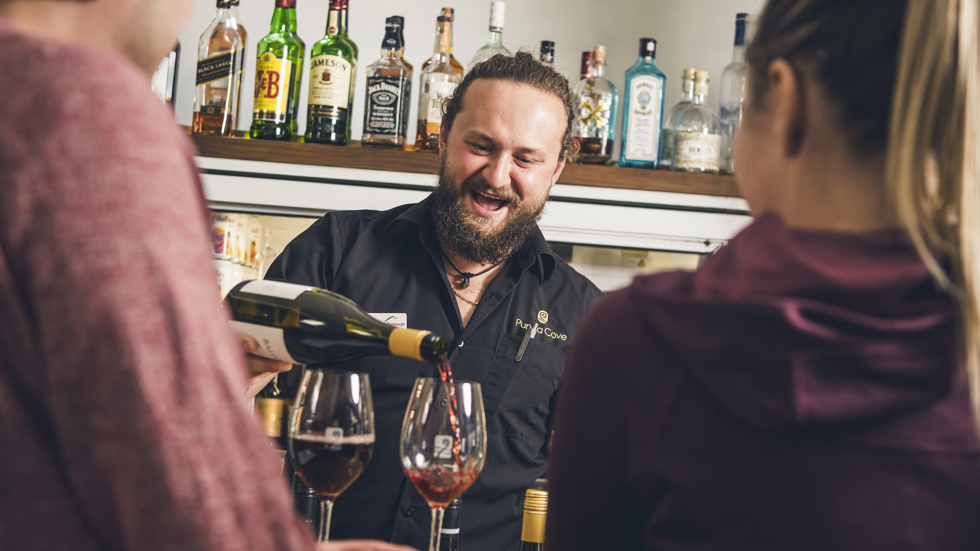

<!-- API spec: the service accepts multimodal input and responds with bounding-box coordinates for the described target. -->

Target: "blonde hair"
[888,0,980,423]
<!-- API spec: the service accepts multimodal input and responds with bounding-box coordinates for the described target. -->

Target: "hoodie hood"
[630,212,957,431]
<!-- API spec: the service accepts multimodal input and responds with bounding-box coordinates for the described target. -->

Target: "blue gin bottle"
[619,38,667,168]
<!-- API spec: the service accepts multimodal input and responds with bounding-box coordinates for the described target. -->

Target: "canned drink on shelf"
[211,213,235,260]
[247,215,263,269]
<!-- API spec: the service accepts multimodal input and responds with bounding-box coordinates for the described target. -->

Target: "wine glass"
[400,377,487,551]
[288,369,375,542]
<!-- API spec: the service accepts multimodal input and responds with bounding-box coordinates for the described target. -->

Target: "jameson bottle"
[192,0,248,136]
[620,38,667,168]
[439,497,462,551]
[518,489,547,551]
[340,0,359,137]
[250,0,304,141]
[415,12,462,151]
[305,0,355,145]
[421,8,464,77]
[362,19,412,147]
[225,280,449,364]
[287,1,305,135]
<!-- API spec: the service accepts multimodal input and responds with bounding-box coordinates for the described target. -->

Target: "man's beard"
[430,156,548,265]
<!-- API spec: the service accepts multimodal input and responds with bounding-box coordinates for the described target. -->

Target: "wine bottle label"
[253,52,293,123]
[674,131,721,172]
[422,79,458,134]
[240,279,312,300]
[308,55,352,110]
[229,320,297,363]
[364,75,408,136]
[368,313,408,328]
[196,52,235,86]
[624,76,664,162]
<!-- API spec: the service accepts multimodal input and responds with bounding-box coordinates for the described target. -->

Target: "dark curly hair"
[441,51,576,162]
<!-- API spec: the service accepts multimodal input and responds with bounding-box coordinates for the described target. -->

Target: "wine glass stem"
[428,506,445,551]
[318,499,335,542]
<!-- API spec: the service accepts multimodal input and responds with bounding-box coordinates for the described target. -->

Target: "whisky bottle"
[659,68,696,171]
[225,280,449,364]
[422,8,464,77]
[720,13,756,173]
[305,0,355,145]
[192,0,248,136]
[620,38,667,169]
[415,12,462,152]
[539,41,555,67]
[572,45,619,165]
[249,0,304,141]
[471,1,512,68]
[671,70,722,173]
[362,19,412,147]
[518,489,547,551]
[287,1,305,135]
[340,0,359,138]
[390,15,413,142]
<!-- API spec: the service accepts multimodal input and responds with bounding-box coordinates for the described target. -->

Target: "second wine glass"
[288,368,375,542]
[400,377,487,551]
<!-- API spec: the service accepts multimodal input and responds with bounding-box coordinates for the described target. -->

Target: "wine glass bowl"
[288,368,375,541]
[401,377,487,550]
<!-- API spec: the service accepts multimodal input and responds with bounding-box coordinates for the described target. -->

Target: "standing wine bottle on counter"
[250,0,304,141]
[519,489,547,551]
[305,0,355,145]
[439,497,462,551]
[471,1,512,68]
[225,280,449,364]
[192,0,247,136]
[362,18,412,147]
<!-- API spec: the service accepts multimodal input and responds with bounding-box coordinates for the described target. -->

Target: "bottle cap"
[489,1,506,32]
[695,70,710,82]
[580,51,594,79]
[275,0,296,8]
[683,67,697,80]
[216,0,240,6]
[734,13,748,46]
[540,40,555,55]
[443,7,455,21]
[639,37,657,58]
[393,15,405,27]
[523,489,548,513]
[592,45,606,64]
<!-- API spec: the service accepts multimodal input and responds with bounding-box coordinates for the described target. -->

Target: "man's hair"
[441,51,576,162]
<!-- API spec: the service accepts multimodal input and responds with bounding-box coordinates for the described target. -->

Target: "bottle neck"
[269,7,289,33]
[326,8,341,36]
[340,6,350,36]
[732,44,746,64]
[288,7,298,33]
[216,6,240,21]
[681,81,695,102]
[433,22,451,55]
[592,61,606,79]
[485,29,504,47]
[693,90,706,104]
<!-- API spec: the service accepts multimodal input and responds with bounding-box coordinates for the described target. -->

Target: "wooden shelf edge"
[190,133,742,198]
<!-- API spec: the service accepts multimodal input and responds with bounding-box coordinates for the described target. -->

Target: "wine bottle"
[439,497,462,551]
[292,471,320,533]
[225,280,449,364]
[253,374,287,448]
[518,489,547,551]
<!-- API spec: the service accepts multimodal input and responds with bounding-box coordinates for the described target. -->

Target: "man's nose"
[482,154,511,190]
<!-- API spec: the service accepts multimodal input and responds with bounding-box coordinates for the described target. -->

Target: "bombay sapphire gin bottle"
[573,45,619,164]
[671,70,722,173]
[619,38,666,169]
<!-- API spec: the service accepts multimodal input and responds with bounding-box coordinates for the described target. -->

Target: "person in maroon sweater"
[547,0,980,549]
[0,1,410,550]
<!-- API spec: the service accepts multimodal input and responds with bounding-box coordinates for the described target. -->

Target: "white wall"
[176,0,766,147]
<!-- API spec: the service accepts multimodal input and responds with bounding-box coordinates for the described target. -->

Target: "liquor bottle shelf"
[190,133,742,198]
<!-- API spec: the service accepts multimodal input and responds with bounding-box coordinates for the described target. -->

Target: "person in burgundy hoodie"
[547,0,980,549]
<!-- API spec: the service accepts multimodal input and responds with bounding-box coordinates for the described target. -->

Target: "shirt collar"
[385,194,558,283]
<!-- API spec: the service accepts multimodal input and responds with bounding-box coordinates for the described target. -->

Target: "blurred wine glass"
[288,369,374,542]
[400,378,486,551]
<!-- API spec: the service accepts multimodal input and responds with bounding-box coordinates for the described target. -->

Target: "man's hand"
[317,541,418,551]
[238,335,292,400]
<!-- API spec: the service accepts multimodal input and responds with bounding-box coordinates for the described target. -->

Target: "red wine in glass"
[290,433,375,500]
[407,465,479,508]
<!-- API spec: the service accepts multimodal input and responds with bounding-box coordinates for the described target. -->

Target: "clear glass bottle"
[471,1,513,68]
[659,67,696,171]
[305,0,356,145]
[539,41,555,67]
[720,13,756,173]
[249,0,304,141]
[340,0,359,137]
[573,45,619,165]
[362,19,412,147]
[619,38,666,168]
[415,13,462,151]
[192,0,248,136]
[671,70,722,173]
[287,1,305,135]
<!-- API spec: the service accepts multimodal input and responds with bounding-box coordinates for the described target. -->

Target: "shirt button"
[404,506,415,517]
[458,341,464,348]
[440,399,448,407]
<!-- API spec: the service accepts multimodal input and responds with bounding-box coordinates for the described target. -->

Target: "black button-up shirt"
[265,194,601,551]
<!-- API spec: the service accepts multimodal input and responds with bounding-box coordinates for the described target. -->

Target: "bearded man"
[259,52,602,550]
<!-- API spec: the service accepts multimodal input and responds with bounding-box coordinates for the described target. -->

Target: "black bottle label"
[196,52,234,86]
[364,76,408,136]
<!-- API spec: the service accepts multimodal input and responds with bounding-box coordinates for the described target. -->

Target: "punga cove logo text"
[515,314,567,341]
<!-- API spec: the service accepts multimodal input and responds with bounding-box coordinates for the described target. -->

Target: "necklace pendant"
[461,279,470,289]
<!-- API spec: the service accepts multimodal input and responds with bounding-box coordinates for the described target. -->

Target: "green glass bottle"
[340,0,359,138]
[249,0,304,141]
[305,0,355,145]
[288,1,305,135]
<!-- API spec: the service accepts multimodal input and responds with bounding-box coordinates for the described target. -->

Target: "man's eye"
[470,143,491,153]
[516,157,534,165]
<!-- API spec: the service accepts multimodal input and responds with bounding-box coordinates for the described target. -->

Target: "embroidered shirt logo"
[537,310,549,324]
